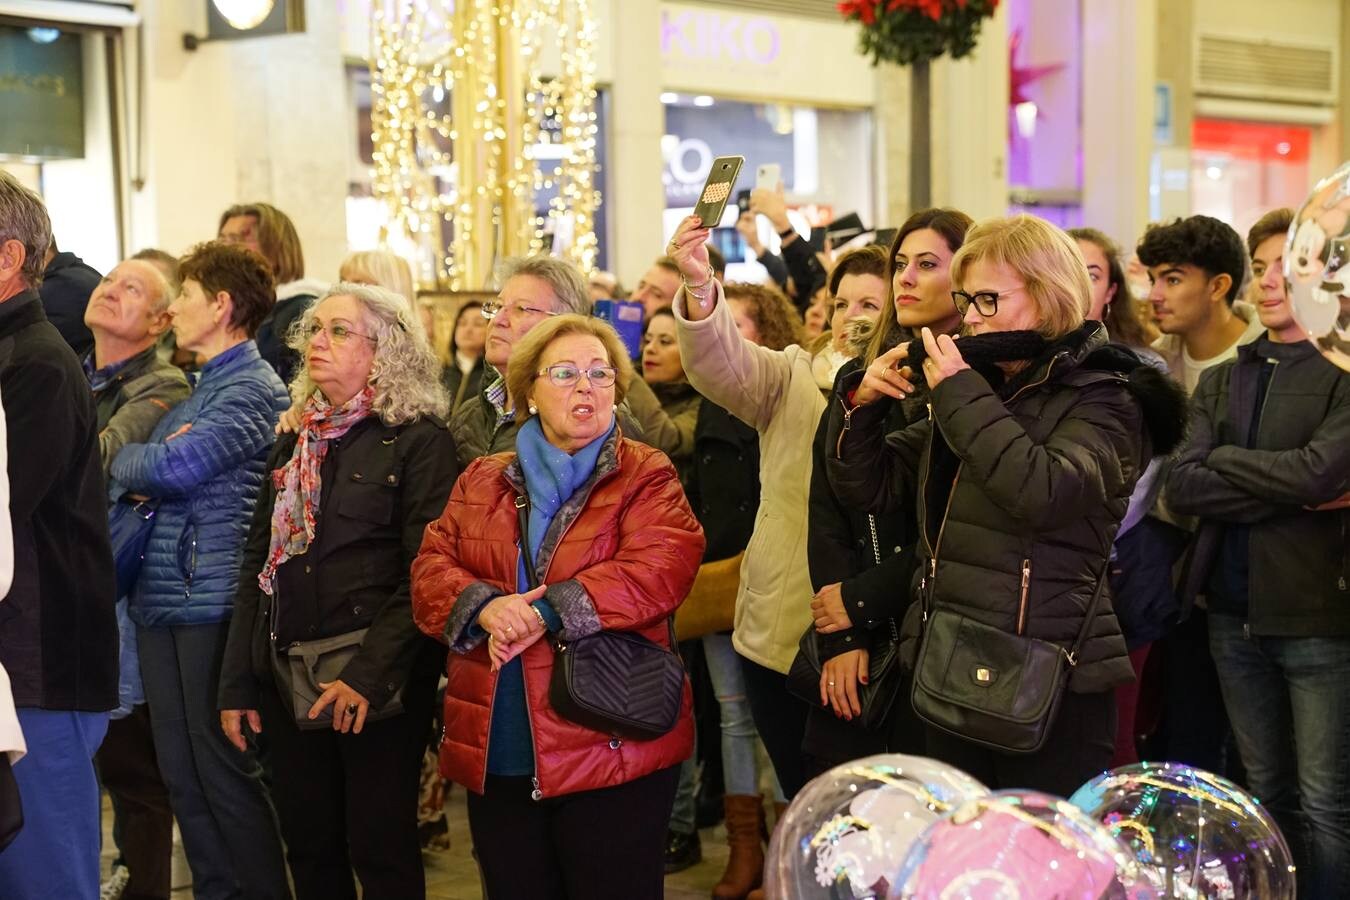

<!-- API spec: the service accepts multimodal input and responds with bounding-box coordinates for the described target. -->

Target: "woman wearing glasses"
[412,315,704,899]
[218,283,458,899]
[824,215,1186,793]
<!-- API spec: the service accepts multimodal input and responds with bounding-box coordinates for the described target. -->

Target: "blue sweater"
[480,417,611,775]
[113,341,289,627]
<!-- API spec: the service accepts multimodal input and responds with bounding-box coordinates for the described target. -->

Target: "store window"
[660,94,873,282]
[0,22,123,271]
[1190,118,1311,238]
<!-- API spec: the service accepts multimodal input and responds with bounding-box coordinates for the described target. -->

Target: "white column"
[1082,0,1159,248]
[930,1,1010,221]
[604,0,665,284]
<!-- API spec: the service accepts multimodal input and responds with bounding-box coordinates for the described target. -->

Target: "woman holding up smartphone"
[667,218,886,804]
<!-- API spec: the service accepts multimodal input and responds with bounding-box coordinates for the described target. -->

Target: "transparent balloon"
[887,790,1152,899]
[1070,762,1296,899]
[1284,159,1350,372]
[765,754,990,899]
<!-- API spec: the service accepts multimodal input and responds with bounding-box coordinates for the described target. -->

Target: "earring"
[528,401,538,415]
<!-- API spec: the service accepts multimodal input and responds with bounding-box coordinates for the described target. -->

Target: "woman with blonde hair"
[218,283,457,898]
[412,314,702,898]
[339,250,416,305]
[824,214,1187,792]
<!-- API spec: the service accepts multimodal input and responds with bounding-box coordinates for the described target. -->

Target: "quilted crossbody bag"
[517,496,685,741]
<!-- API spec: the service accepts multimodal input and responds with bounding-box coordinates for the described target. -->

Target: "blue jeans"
[138,623,289,900]
[670,634,782,834]
[0,709,107,899]
[1209,615,1350,897]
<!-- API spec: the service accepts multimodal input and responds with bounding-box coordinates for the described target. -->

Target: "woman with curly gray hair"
[218,282,459,899]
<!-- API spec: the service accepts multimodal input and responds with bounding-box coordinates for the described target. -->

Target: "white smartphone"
[756,163,781,191]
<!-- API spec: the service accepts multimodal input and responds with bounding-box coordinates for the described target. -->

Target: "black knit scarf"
[902,329,1049,372]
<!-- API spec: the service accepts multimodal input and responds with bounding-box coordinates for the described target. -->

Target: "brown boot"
[745,892,765,900]
[712,794,765,900]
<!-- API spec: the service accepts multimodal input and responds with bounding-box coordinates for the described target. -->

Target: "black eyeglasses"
[951,287,1022,317]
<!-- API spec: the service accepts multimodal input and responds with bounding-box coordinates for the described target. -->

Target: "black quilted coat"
[825,322,1187,693]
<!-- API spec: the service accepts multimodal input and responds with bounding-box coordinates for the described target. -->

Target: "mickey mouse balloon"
[1285,160,1350,372]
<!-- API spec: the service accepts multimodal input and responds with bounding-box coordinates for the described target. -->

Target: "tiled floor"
[103,788,734,898]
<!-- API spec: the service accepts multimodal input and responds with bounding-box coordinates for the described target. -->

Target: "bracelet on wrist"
[778,226,796,240]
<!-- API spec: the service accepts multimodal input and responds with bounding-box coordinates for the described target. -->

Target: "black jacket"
[808,359,919,663]
[1168,337,1350,635]
[219,414,459,711]
[442,356,486,412]
[39,251,99,357]
[255,292,316,387]
[685,401,760,562]
[781,235,827,313]
[826,323,1188,693]
[0,291,117,710]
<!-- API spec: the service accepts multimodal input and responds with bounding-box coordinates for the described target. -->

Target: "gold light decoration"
[370,0,601,290]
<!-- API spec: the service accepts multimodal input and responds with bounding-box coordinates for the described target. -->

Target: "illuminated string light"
[369,0,601,289]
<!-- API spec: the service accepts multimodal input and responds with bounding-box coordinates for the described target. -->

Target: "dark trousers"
[1209,615,1350,897]
[138,623,289,900]
[468,765,679,900]
[97,704,173,900]
[922,689,1117,796]
[1159,609,1233,772]
[738,653,809,798]
[258,662,440,900]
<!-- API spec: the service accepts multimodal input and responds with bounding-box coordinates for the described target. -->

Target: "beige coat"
[674,285,823,673]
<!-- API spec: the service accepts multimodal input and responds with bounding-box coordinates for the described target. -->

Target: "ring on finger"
[828,680,836,686]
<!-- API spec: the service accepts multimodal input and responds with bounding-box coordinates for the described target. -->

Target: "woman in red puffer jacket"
[412,314,704,899]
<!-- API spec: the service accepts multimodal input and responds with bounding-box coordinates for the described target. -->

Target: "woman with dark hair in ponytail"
[800,209,973,775]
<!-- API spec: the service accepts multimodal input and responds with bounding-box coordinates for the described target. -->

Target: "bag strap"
[1066,566,1110,667]
[515,495,540,589]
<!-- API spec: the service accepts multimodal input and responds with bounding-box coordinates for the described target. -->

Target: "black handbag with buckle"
[910,562,1108,755]
[516,496,685,742]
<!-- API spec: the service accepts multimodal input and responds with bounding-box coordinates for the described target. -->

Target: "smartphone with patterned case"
[694,156,745,228]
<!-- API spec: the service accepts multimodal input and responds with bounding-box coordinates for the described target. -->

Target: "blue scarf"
[514,416,614,589]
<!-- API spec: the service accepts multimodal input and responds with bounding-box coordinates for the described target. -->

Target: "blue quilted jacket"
[112,341,289,628]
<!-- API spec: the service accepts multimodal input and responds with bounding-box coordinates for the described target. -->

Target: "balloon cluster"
[768,756,1295,899]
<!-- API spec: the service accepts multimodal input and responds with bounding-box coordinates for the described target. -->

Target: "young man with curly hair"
[1137,215,1264,394]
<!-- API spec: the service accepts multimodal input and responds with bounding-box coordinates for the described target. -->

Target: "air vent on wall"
[678,0,843,22]
[1195,33,1337,105]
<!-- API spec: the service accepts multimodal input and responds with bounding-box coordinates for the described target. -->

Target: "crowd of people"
[0,162,1347,900]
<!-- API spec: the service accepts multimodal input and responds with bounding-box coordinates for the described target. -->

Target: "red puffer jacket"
[411,431,704,798]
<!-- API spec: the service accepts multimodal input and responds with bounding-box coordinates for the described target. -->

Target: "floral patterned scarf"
[258,387,376,595]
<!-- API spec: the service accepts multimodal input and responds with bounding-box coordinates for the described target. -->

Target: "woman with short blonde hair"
[950,214,1088,339]
[825,213,1188,794]
[339,250,416,305]
[505,314,634,419]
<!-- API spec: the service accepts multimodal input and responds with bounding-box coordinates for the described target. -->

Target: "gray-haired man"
[0,170,118,899]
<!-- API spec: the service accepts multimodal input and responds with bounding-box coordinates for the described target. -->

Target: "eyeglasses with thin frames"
[481,300,560,321]
[535,364,618,388]
[951,287,1022,318]
[306,321,378,345]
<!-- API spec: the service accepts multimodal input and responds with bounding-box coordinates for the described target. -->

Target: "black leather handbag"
[517,496,685,742]
[787,616,903,731]
[910,563,1108,755]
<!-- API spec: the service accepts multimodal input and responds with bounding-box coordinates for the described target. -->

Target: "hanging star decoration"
[1008,28,1064,137]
